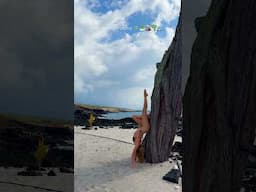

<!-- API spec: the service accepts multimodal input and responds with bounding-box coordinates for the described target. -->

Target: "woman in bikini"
[130,89,150,168]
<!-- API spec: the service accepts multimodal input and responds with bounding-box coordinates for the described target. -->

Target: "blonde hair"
[136,144,145,163]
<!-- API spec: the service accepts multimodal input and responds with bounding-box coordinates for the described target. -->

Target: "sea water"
[100,111,143,120]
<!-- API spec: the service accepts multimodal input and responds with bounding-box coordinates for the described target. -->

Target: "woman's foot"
[144,89,148,97]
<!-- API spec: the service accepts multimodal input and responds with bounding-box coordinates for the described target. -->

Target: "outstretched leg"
[141,89,150,131]
[142,89,148,116]
[131,89,149,167]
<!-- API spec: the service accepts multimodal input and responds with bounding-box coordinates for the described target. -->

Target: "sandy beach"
[0,167,73,192]
[75,126,182,192]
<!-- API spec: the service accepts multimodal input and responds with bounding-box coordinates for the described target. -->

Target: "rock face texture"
[183,0,256,191]
[143,15,182,163]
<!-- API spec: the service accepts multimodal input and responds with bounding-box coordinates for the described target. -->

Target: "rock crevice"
[183,0,256,191]
[143,14,182,163]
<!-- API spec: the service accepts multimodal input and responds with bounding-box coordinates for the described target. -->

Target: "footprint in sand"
[87,185,116,192]
[103,186,116,192]
[89,185,95,190]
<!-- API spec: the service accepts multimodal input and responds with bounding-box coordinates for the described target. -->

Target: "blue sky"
[75,0,180,110]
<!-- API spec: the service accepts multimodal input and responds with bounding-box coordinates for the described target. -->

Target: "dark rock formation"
[241,154,256,191]
[143,14,182,163]
[94,117,137,128]
[74,105,139,126]
[0,121,73,168]
[47,170,57,176]
[74,107,138,128]
[59,167,74,173]
[17,170,42,176]
[74,109,93,126]
[183,0,256,191]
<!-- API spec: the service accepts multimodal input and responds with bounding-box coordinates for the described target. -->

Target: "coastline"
[75,126,182,192]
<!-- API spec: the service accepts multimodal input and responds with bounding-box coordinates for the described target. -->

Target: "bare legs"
[132,89,149,132]
[141,89,150,132]
[132,89,149,127]
[131,89,150,168]
[142,89,148,116]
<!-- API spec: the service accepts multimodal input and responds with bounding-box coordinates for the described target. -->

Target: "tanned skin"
[131,89,150,168]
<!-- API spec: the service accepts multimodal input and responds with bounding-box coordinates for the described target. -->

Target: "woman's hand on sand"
[131,160,136,168]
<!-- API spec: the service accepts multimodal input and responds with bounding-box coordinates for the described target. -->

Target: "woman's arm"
[131,129,143,168]
[131,144,139,168]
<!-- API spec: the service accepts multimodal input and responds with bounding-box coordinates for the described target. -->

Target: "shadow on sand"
[75,157,155,189]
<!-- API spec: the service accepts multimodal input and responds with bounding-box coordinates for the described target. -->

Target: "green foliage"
[34,137,49,168]
[88,114,96,127]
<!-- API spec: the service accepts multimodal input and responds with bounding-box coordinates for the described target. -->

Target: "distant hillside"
[0,113,73,128]
[75,104,140,113]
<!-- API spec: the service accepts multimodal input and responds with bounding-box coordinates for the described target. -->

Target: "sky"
[0,0,73,119]
[75,0,181,110]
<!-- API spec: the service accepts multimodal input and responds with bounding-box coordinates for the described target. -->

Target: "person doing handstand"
[131,89,150,168]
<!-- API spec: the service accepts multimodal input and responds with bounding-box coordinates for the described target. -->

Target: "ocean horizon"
[99,111,150,120]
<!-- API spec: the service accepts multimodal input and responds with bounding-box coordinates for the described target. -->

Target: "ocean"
[99,111,143,120]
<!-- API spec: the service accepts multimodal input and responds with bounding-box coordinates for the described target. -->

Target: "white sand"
[75,126,182,192]
[0,167,73,192]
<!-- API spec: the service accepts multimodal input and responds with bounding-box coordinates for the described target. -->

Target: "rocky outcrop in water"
[143,14,182,163]
[183,0,256,191]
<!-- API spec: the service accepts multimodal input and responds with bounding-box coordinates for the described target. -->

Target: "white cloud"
[134,66,156,82]
[94,80,120,88]
[173,0,181,8]
[115,87,153,109]
[153,0,180,26]
[75,0,180,108]
[74,73,94,93]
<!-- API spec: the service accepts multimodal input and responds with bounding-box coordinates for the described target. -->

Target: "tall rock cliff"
[183,0,256,191]
[143,14,182,163]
